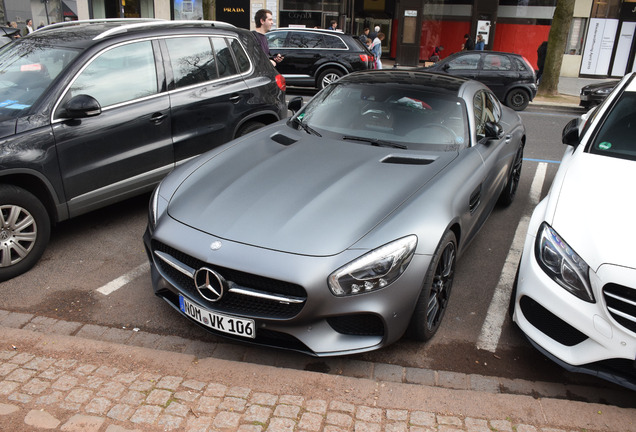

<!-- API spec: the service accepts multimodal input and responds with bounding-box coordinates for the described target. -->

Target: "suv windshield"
[0,39,79,120]
[293,82,468,150]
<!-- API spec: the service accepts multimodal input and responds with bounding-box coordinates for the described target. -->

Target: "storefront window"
[90,0,155,18]
[566,17,587,54]
[591,0,621,18]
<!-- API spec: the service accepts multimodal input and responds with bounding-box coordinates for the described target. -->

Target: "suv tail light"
[359,54,372,63]
[276,74,286,92]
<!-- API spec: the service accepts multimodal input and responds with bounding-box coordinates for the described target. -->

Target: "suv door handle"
[150,112,167,123]
[229,94,241,103]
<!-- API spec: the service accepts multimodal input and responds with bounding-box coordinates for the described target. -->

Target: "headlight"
[535,223,594,302]
[148,185,167,232]
[595,88,612,95]
[328,235,417,297]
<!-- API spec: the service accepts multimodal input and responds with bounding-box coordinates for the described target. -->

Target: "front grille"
[519,296,588,346]
[327,314,384,336]
[603,283,636,334]
[152,240,306,319]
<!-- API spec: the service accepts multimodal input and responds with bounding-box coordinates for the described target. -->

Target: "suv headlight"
[535,223,594,302]
[328,235,417,297]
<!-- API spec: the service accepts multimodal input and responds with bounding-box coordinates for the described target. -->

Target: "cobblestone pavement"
[1,313,635,431]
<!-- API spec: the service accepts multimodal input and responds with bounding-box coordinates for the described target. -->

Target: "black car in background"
[579,80,619,108]
[265,28,375,89]
[425,51,537,111]
[0,19,287,281]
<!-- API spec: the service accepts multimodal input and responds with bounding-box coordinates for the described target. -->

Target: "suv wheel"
[236,121,266,137]
[505,89,530,111]
[318,69,344,89]
[0,185,50,281]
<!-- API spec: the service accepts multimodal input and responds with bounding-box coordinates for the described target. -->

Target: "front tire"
[408,231,457,341]
[498,145,523,206]
[505,89,530,111]
[317,68,344,89]
[0,185,50,281]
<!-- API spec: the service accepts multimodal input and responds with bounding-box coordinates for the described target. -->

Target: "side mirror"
[562,118,580,146]
[62,94,102,119]
[484,121,504,140]
[287,96,303,114]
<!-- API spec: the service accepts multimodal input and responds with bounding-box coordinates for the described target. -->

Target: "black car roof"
[24,19,238,50]
[339,70,468,94]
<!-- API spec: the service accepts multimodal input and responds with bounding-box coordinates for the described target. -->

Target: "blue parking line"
[523,157,561,164]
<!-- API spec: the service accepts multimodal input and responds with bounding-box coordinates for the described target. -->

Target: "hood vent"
[270,133,297,146]
[381,155,435,165]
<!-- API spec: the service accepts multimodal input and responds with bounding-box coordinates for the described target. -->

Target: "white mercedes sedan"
[511,72,636,391]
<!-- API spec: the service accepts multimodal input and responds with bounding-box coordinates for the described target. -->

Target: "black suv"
[425,51,537,111]
[0,19,287,281]
[265,28,374,89]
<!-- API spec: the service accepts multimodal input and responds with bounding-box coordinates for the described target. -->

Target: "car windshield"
[293,82,468,150]
[0,39,79,120]
[589,90,636,161]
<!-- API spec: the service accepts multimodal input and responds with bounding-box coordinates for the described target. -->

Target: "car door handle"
[150,112,167,123]
[229,95,241,103]
[505,134,512,142]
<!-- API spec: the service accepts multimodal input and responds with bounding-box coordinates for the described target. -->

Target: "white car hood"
[551,152,636,271]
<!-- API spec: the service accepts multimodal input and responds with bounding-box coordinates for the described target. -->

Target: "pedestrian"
[370,32,385,69]
[327,20,337,31]
[252,9,283,67]
[359,27,369,44]
[37,21,45,29]
[368,25,380,41]
[475,34,485,50]
[462,33,474,51]
[23,19,34,36]
[536,41,547,83]
[429,45,444,62]
[9,22,20,39]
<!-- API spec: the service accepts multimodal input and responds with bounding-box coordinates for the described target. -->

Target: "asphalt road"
[2,98,632,402]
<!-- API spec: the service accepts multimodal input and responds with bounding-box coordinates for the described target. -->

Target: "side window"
[266,31,287,49]
[473,91,485,137]
[513,57,528,72]
[212,38,238,77]
[229,38,250,73]
[483,54,512,71]
[447,53,480,70]
[288,32,323,48]
[166,37,217,88]
[486,92,501,122]
[324,35,347,49]
[67,41,157,108]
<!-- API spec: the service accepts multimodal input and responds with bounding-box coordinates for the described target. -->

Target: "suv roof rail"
[94,19,236,40]
[33,18,163,33]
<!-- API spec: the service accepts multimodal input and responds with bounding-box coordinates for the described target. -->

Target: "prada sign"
[216,0,250,28]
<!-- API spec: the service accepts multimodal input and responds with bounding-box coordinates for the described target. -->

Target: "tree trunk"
[538,0,575,96]
[203,0,215,20]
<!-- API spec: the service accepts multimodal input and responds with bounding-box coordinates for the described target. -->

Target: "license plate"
[580,94,589,101]
[179,295,255,339]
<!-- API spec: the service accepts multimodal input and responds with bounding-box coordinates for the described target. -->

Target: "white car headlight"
[535,223,594,302]
[328,235,417,297]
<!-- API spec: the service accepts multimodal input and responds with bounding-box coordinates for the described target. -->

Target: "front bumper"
[143,218,430,357]
[512,232,636,390]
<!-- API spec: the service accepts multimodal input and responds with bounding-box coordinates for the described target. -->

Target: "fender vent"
[381,156,435,165]
[271,133,297,146]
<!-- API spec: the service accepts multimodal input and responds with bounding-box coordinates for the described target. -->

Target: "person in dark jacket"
[537,41,548,83]
[463,33,474,50]
[252,9,283,67]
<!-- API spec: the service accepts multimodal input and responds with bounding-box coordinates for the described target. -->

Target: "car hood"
[168,129,457,256]
[551,152,636,271]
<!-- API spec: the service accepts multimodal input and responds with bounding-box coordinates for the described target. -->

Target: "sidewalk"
[1,311,635,431]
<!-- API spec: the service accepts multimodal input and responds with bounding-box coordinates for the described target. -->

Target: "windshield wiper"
[342,135,407,149]
[292,117,322,137]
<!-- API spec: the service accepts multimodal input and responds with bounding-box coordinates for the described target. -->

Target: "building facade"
[4,0,636,78]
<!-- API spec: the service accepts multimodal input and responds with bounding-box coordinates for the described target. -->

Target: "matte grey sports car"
[143,70,526,356]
